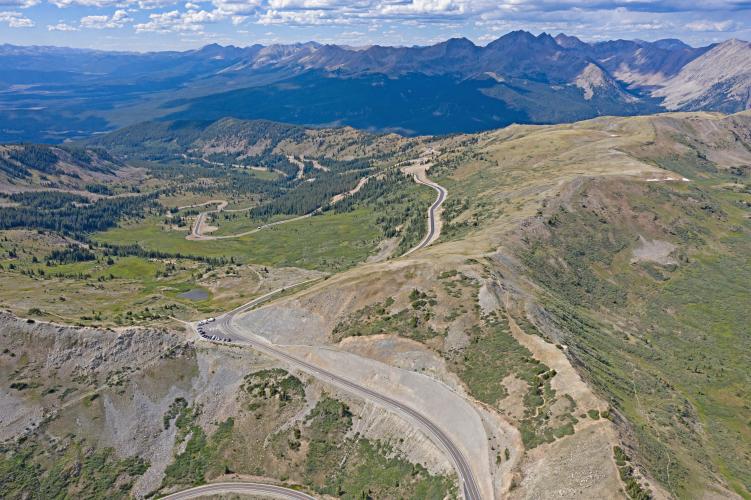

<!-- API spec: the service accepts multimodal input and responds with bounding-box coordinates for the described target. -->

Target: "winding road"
[161,481,316,500]
[189,207,313,241]
[402,159,448,256]
[183,198,313,241]
[185,173,373,241]
[174,154,469,499]
[185,153,447,249]
[195,279,482,500]
[405,172,447,255]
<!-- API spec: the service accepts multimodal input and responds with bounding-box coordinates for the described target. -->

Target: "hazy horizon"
[3,30,750,54]
[1,0,749,52]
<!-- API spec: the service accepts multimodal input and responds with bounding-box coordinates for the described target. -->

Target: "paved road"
[185,155,480,499]
[198,296,482,500]
[187,200,228,238]
[161,481,316,499]
[403,171,447,256]
[191,210,208,238]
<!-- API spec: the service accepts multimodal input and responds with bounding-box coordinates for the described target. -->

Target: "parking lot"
[196,317,232,343]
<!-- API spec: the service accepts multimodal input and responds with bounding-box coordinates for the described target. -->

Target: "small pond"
[178,288,209,301]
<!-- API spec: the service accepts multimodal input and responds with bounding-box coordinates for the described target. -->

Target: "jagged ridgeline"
[2,33,750,142]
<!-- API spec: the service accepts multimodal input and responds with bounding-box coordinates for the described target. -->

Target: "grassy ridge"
[517,175,751,497]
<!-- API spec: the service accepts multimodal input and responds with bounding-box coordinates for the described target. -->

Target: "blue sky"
[1,0,750,51]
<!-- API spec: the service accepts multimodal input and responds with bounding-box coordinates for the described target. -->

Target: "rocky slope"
[652,39,751,111]
[0,312,460,498]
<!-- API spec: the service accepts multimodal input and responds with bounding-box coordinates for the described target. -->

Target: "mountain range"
[1,31,750,141]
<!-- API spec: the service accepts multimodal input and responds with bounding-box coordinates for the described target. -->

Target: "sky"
[1,0,750,51]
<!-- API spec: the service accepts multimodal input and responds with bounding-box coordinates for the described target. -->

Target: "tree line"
[250,171,364,217]
[0,191,159,238]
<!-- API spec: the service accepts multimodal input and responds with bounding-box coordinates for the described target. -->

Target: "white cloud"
[9,0,750,48]
[210,0,261,16]
[135,10,182,31]
[378,0,467,16]
[685,20,738,32]
[0,10,34,27]
[47,21,79,30]
[51,0,119,7]
[257,8,335,25]
[266,0,317,7]
[249,0,490,27]
[52,0,108,7]
[51,0,176,7]
[0,0,39,8]
[80,8,132,28]
[134,0,263,32]
[137,0,177,9]
[134,7,226,32]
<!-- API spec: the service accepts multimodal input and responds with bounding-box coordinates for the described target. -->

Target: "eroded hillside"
[0,314,458,498]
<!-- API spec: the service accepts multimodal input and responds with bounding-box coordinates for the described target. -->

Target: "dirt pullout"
[234,263,409,345]
[236,305,328,345]
[337,333,465,390]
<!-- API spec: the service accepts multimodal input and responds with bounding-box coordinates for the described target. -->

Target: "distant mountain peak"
[507,29,535,38]
[536,32,558,43]
[652,38,692,50]
[717,38,751,48]
[486,30,560,52]
[554,33,589,50]
[574,62,637,103]
[444,37,477,48]
[488,30,535,46]
[652,37,751,110]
